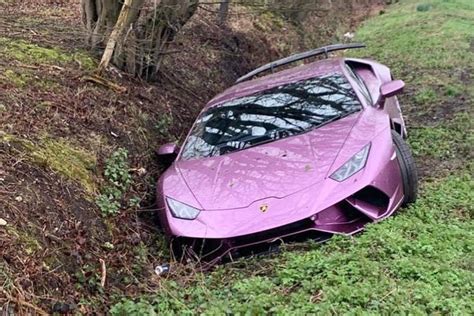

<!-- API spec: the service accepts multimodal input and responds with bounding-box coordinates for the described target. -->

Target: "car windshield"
[181,73,361,160]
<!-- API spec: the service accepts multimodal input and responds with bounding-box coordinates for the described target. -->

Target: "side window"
[345,64,373,106]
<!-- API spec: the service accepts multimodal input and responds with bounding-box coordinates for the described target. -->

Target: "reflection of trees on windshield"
[182,73,361,160]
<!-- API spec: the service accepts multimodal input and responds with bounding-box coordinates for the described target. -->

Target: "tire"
[392,130,418,206]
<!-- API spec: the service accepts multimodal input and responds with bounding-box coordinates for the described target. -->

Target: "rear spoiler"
[235,43,366,84]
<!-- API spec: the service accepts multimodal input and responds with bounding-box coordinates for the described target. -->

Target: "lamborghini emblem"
[259,204,269,213]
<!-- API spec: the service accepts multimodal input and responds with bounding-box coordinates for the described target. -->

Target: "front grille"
[232,218,315,245]
[172,218,331,267]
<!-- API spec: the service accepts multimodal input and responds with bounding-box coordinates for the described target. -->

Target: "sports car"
[156,43,418,265]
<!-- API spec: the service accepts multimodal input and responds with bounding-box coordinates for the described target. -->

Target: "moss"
[0,37,96,70]
[0,37,68,64]
[1,67,61,90]
[0,262,14,292]
[1,132,98,194]
[7,226,43,255]
[42,255,64,272]
[1,69,30,87]
[74,52,96,71]
[255,11,286,31]
[36,78,62,91]
[29,138,98,194]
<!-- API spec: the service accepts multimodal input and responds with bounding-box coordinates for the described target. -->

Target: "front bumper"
[172,219,333,267]
[159,141,404,239]
[171,174,404,266]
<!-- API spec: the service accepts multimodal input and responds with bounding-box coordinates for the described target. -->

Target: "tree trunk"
[218,0,230,25]
[81,0,199,81]
[98,0,134,73]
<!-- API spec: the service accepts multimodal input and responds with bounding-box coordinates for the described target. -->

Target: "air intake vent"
[346,186,390,219]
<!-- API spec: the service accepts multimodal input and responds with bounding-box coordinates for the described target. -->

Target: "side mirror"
[156,143,180,165]
[378,80,405,106]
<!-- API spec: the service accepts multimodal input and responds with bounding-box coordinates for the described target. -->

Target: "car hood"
[176,113,360,210]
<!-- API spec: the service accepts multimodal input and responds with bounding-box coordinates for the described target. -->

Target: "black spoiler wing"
[235,43,366,84]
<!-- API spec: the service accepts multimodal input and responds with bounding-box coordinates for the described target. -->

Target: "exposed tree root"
[81,74,127,93]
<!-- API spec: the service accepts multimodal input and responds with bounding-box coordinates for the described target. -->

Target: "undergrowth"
[96,148,132,216]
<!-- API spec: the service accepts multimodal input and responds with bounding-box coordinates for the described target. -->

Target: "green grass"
[409,112,473,158]
[0,37,96,69]
[352,0,474,111]
[110,0,474,313]
[353,0,474,72]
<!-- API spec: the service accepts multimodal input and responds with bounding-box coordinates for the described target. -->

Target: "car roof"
[206,58,345,109]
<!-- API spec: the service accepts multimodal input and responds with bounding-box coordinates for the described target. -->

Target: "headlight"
[166,197,201,220]
[330,143,371,182]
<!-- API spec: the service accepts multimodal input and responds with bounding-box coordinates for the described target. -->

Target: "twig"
[159,71,204,102]
[99,258,107,288]
[81,74,127,93]
[381,287,397,300]
[1,290,49,316]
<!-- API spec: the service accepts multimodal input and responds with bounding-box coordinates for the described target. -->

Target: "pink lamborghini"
[156,43,418,264]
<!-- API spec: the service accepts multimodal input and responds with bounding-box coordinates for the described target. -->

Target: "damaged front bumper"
[162,137,405,266]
